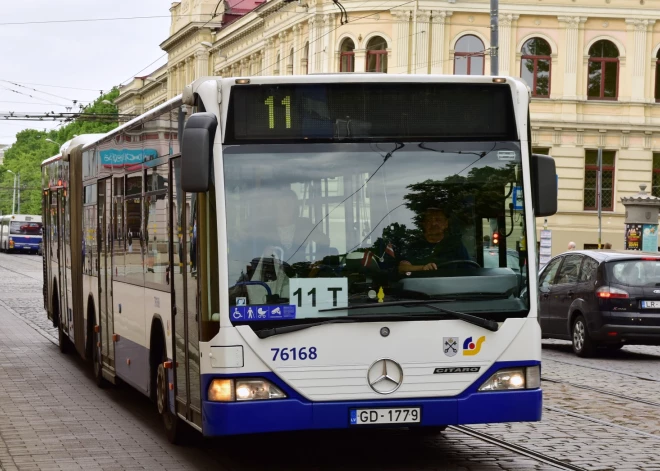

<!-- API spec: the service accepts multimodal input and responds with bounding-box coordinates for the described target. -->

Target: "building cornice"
[160,21,221,51]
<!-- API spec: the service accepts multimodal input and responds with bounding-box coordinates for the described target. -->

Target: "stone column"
[186,57,195,85]
[264,37,275,75]
[293,24,302,74]
[278,32,287,75]
[354,49,366,73]
[167,67,174,99]
[558,16,587,100]
[626,19,655,102]
[392,10,411,73]
[195,50,209,78]
[322,14,332,73]
[308,16,318,74]
[413,10,431,73]
[430,11,451,75]
[497,14,519,76]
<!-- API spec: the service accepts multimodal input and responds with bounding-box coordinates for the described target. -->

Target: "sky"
[0,1,173,146]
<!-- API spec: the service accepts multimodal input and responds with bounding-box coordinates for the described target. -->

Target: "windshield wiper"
[318,299,499,332]
[254,318,360,339]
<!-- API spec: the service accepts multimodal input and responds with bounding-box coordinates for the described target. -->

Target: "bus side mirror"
[531,153,557,217]
[181,112,218,193]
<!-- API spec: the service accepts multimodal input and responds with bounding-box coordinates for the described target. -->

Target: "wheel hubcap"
[574,321,585,351]
[157,364,166,415]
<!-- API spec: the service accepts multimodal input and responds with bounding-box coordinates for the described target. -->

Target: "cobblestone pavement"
[2,252,660,470]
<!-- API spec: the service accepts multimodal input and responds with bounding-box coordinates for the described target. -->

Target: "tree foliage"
[0,89,120,215]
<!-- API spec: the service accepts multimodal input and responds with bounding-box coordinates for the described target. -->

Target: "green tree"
[0,89,120,215]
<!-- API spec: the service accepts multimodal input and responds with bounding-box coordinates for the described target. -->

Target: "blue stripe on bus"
[199,360,541,436]
[9,236,41,248]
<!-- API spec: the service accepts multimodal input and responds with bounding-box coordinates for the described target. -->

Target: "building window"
[340,38,355,72]
[366,36,387,73]
[655,50,660,102]
[587,40,619,100]
[652,153,660,197]
[583,150,616,211]
[521,38,551,98]
[532,147,550,155]
[454,35,485,75]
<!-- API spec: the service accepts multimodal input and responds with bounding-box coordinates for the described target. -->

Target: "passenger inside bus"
[397,207,470,274]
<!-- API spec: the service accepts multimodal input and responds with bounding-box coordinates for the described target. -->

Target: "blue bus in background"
[0,214,42,253]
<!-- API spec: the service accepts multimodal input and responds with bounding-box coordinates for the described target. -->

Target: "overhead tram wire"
[0,85,68,107]
[0,81,101,92]
[0,81,85,103]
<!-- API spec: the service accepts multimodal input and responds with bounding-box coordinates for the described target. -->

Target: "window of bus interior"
[112,176,125,278]
[223,141,529,325]
[141,109,171,160]
[169,106,183,157]
[144,163,169,289]
[64,161,72,272]
[82,148,98,180]
[124,171,144,285]
[83,183,98,276]
[49,191,58,263]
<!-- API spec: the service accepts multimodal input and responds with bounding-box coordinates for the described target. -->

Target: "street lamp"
[45,138,61,146]
[6,170,17,215]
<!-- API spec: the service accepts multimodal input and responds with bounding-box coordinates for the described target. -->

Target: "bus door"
[98,178,115,374]
[56,189,69,337]
[171,158,202,428]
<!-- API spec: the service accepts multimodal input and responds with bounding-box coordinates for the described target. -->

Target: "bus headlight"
[208,378,287,402]
[478,366,540,391]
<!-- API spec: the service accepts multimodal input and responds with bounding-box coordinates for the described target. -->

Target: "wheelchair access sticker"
[231,305,296,321]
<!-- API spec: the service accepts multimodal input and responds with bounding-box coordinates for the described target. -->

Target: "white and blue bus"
[42,74,557,443]
[0,214,42,253]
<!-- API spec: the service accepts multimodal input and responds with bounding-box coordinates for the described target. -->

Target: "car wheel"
[572,315,595,357]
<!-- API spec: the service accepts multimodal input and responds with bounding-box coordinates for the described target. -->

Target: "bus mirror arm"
[181,112,218,193]
[530,153,558,217]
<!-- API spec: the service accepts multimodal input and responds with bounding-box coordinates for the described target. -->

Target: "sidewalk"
[0,304,219,471]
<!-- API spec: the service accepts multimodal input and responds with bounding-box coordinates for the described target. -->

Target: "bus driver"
[398,207,469,273]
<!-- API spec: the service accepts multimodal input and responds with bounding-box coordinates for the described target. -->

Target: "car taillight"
[596,286,629,299]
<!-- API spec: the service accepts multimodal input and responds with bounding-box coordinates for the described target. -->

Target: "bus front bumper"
[200,372,542,436]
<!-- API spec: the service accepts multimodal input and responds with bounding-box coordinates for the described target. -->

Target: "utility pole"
[17,172,20,214]
[490,0,499,75]
[597,148,603,249]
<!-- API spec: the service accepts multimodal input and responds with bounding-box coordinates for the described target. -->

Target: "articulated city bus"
[42,74,557,443]
[0,214,43,253]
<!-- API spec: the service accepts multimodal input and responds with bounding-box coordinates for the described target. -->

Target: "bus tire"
[54,291,69,354]
[88,309,108,388]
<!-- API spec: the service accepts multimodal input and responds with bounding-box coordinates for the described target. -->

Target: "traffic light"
[492,232,500,245]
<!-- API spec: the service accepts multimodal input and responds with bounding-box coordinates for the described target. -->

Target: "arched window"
[303,41,309,74]
[521,38,551,98]
[655,49,660,102]
[366,36,387,73]
[588,40,619,100]
[454,35,485,75]
[340,38,355,72]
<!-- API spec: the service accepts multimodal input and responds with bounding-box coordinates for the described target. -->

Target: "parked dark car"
[539,250,660,357]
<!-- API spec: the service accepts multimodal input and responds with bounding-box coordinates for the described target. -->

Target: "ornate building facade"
[116,0,660,255]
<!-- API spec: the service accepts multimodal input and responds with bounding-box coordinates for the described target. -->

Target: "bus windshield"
[224,141,529,325]
[10,221,43,235]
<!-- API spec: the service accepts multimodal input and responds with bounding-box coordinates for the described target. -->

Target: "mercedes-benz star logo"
[367,358,403,394]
